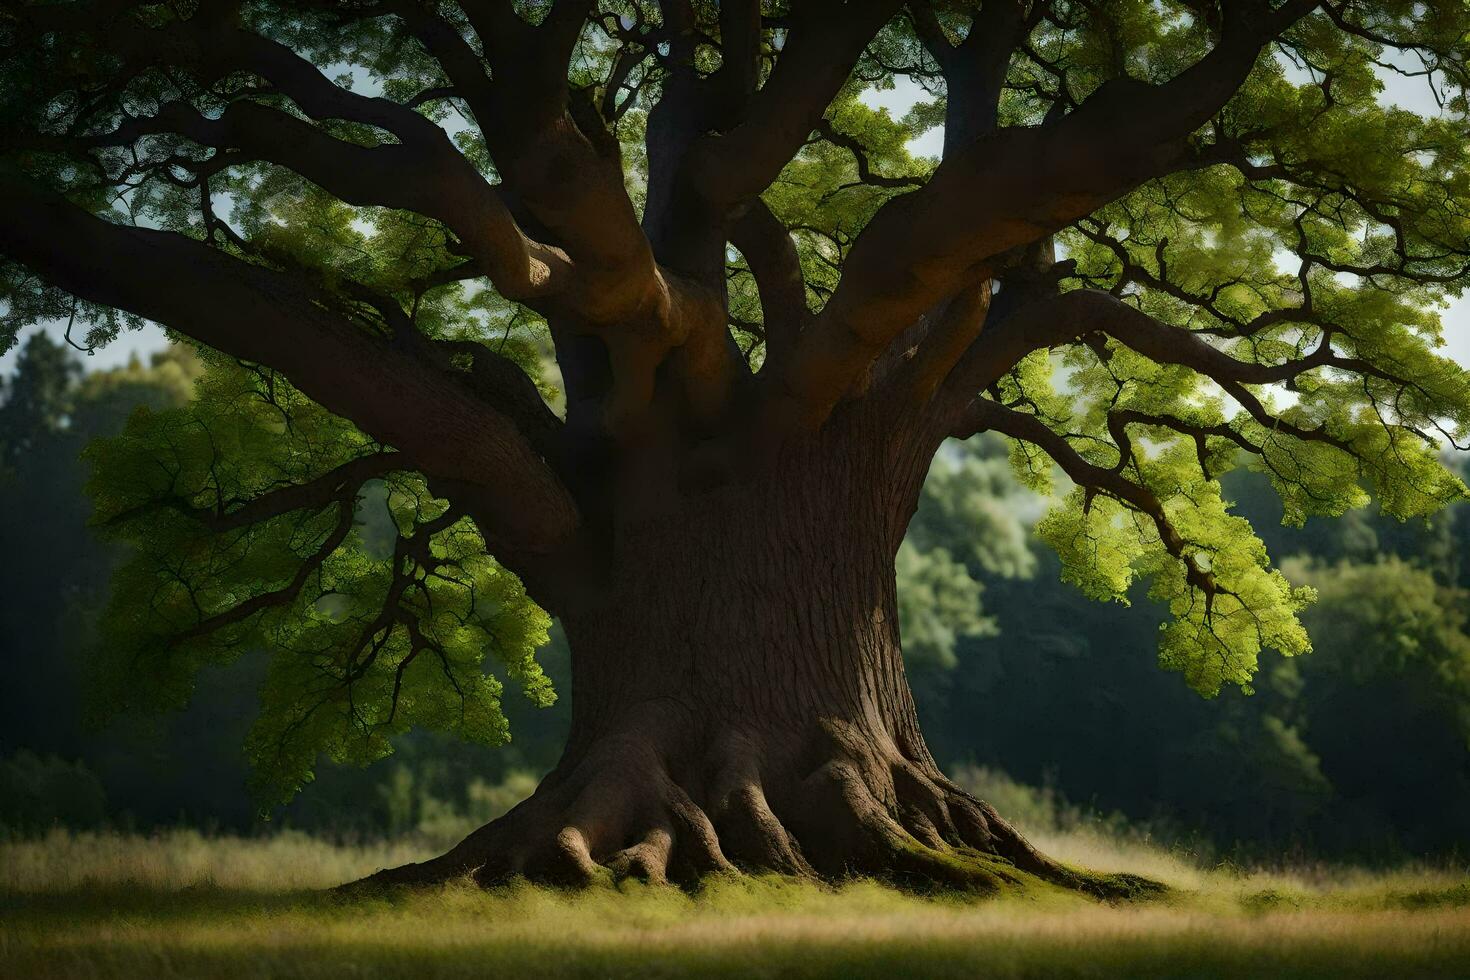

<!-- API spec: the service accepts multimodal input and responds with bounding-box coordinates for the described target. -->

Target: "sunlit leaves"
[1036,491,1146,605]
[1034,447,1316,696]
[86,359,551,809]
[756,90,935,325]
[1141,473,1316,696]
[1008,4,1470,697]
[8,0,1470,741]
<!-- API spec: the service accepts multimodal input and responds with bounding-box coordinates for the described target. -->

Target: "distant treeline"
[905,435,1470,861]
[2,332,1468,860]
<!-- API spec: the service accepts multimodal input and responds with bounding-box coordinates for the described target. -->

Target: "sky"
[5,47,1470,378]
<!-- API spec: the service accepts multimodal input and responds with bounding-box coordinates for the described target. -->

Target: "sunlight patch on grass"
[1031,824,1470,911]
[0,828,438,892]
[4,831,1469,978]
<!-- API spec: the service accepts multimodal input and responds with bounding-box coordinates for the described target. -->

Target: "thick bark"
[359,411,1156,897]
[0,0,1400,898]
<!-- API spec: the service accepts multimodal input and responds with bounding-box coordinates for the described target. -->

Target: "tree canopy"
[7,341,1469,856]
[3,0,1470,803]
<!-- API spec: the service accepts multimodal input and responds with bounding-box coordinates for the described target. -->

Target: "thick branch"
[712,0,762,118]
[106,99,567,305]
[768,1,1320,432]
[912,0,1029,151]
[895,280,992,402]
[104,451,403,533]
[459,0,593,129]
[0,168,580,563]
[430,339,564,458]
[729,199,809,366]
[684,0,904,210]
[47,11,579,309]
[339,0,650,322]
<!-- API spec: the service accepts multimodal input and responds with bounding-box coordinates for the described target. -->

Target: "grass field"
[3,827,1469,978]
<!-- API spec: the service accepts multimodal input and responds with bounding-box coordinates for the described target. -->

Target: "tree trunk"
[359,412,1154,897]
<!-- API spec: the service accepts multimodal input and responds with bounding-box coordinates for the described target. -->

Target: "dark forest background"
[4,333,1468,861]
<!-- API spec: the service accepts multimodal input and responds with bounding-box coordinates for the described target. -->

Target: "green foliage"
[1145,477,1317,697]
[909,455,1470,858]
[896,542,992,672]
[1287,555,1470,746]
[897,437,1036,671]
[3,338,571,833]
[85,359,553,808]
[5,0,1470,819]
[9,831,1470,978]
[1036,493,1146,605]
[944,4,1470,691]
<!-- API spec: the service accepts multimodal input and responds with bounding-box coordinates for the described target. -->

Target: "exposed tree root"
[346,721,1166,902]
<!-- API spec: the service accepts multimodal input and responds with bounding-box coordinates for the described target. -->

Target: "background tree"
[3,0,1470,891]
[908,448,1470,858]
[5,345,1465,858]
[0,337,198,792]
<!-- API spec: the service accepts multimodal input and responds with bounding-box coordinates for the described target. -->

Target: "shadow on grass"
[1,883,376,924]
[1390,882,1470,910]
[6,874,1470,979]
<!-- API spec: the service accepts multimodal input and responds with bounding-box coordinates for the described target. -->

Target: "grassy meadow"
[4,825,1469,979]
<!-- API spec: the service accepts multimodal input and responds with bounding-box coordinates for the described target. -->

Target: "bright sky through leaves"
[7,55,1470,379]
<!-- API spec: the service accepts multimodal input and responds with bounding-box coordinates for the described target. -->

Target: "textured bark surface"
[360,413,1155,898]
[2,0,1424,904]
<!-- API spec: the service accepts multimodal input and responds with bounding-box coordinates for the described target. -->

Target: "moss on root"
[424,849,1170,908]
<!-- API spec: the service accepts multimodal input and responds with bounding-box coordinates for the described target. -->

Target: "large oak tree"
[3,0,1470,892]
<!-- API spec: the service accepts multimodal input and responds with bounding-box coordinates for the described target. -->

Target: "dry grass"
[1030,823,1470,903]
[0,827,428,893]
[3,829,1469,978]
